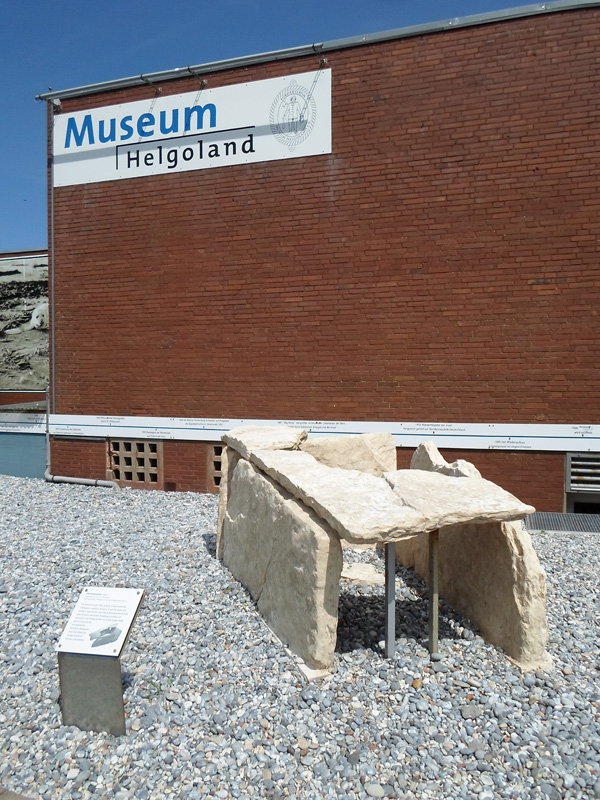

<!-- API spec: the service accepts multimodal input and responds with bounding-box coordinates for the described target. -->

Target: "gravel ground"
[1,475,599,800]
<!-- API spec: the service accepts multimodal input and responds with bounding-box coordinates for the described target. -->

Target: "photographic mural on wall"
[0,253,49,390]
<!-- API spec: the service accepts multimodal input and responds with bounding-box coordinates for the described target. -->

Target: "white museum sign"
[52,70,332,187]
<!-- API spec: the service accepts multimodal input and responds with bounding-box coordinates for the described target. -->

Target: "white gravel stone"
[0,475,598,800]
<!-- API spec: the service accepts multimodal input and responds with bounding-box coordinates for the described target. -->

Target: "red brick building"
[38,1,600,511]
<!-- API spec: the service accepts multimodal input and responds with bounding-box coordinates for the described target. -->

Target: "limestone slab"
[221,458,342,669]
[341,563,385,585]
[249,449,533,543]
[248,449,428,544]
[411,441,482,478]
[300,433,396,476]
[384,469,534,526]
[222,425,307,460]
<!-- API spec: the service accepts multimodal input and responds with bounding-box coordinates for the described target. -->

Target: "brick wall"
[163,441,218,494]
[0,392,45,407]
[50,438,107,481]
[49,437,218,493]
[48,7,600,507]
[48,437,560,508]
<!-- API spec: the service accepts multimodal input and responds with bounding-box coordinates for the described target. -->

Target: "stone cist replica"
[217,426,550,672]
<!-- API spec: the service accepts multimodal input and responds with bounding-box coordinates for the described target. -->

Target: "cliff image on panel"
[0,251,49,390]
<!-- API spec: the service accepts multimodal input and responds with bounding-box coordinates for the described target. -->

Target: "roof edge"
[36,0,600,102]
[0,249,48,259]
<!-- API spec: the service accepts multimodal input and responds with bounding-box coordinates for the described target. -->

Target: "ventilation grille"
[567,453,600,493]
[108,440,163,488]
[526,512,600,533]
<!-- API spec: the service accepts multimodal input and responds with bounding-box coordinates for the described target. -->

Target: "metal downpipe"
[44,469,119,488]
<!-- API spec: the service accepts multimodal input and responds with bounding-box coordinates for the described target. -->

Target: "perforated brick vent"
[211,445,223,488]
[107,440,164,488]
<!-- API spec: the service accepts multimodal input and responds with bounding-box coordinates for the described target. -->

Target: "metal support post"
[428,528,440,655]
[384,542,396,658]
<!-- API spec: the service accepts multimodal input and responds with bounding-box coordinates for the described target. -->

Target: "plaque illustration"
[89,624,122,648]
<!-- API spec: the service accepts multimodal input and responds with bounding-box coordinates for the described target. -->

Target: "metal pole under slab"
[58,652,126,736]
[428,529,440,655]
[384,541,396,658]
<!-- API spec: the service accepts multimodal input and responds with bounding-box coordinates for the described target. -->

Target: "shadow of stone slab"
[335,590,467,655]
[0,788,35,800]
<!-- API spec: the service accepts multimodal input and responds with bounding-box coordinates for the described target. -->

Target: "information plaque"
[56,587,144,657]
[56,587,144,736]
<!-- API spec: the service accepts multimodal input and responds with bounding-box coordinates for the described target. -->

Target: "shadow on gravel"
[336,565,472,655]
[122,669,135,689]
[201,530,476,657]
[201,532,217,558]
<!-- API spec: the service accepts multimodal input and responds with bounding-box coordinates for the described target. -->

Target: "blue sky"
[2,0,528,252]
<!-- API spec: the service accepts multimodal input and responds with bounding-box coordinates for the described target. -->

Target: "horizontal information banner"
[0,413,46,434]
[46,414,600,453]
[53,69,332,186]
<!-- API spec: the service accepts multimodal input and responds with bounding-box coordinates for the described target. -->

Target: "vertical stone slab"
[216,446,239,560]
[395,520,550,669]
[222,458,343,669]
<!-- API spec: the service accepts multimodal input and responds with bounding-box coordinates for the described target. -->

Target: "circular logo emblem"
[269,80,317,152]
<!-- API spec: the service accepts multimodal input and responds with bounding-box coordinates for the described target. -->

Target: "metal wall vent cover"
[567,453,600,492]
